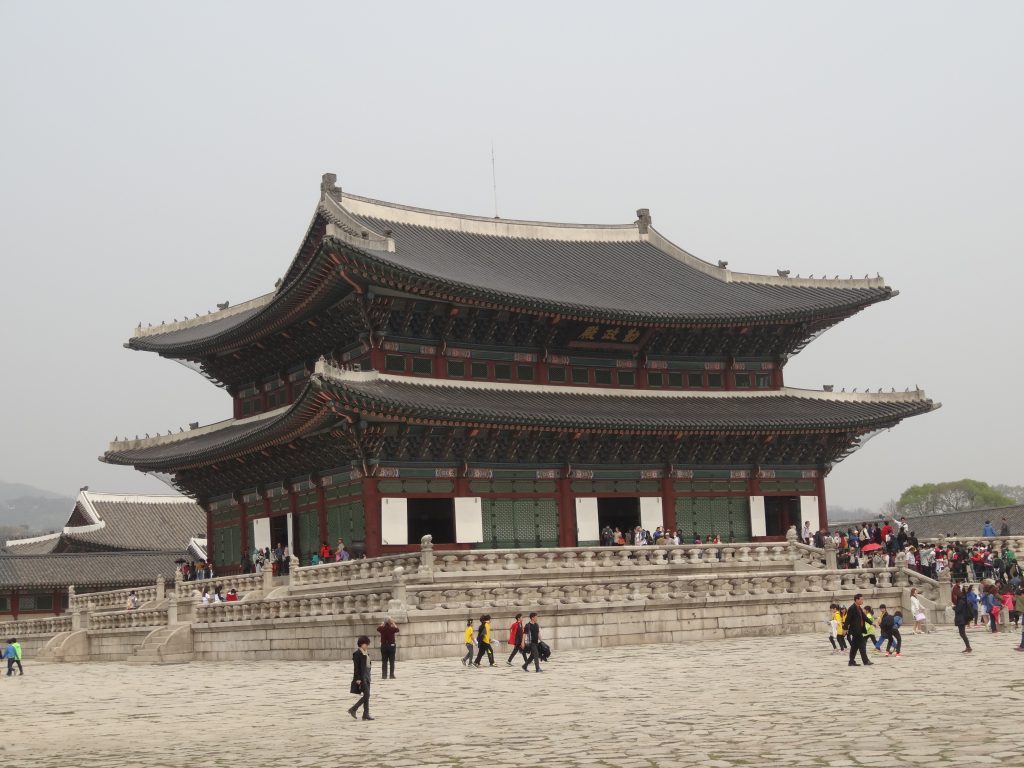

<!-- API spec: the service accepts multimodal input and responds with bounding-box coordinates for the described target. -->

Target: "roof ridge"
[314,361,935,404]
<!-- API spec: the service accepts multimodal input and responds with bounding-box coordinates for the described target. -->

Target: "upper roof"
[4,491,205,555]
[0,551,183,589]
[127,174,895,358]
[102,362,938,472]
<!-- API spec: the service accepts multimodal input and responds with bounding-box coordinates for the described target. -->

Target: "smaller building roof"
[5,491,204,555]
[909,504,1024,541]
[0,551,183,590]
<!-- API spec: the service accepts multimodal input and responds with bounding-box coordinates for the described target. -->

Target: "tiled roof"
[3,536,61,556]
[0,551,183,589]
[349,215,890,322]
[909,504,1024,540]
[5,492,205,554]
[127,182,894,354]
[103,368,937,470]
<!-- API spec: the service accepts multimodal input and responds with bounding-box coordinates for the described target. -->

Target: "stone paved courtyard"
[3,626,1022,768]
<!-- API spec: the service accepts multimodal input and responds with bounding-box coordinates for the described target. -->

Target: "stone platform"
[3,627,1021,767]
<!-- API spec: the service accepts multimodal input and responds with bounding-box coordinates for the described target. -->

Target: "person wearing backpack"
[506,614,526,666]
[873,604,894,652]
[885,611,904,656]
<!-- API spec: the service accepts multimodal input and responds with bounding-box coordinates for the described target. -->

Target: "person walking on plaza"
[885,611,904,657]
[507,613,526,666]
[954,591,973,653]
[843,594,872,666]
[473,615,494,667]
[376,617,399,679]
[4,638,23,676]
[461,619,475,666]
[348,635,373,720]
[910,588,927,634]
[521,612,543,673]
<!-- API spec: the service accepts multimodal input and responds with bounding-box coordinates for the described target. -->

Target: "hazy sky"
[2,2,1022,512]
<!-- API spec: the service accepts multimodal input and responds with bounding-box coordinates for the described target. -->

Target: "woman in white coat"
[910,587,927,634]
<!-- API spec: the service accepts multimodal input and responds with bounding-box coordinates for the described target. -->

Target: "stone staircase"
[126,624,193,664]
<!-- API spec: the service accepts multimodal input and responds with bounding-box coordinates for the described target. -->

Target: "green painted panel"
[427,480,454,493]
[675,497,751,542]
[212,525,241,570]
[326,497,365,549]
[480,498,559,549]
[377,480,404,494]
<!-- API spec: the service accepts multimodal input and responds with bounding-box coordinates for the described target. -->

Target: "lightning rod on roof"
[491,140,499,219]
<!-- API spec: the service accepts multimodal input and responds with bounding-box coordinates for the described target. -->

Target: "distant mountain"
[0,481,69,503]
[0,482,74,536]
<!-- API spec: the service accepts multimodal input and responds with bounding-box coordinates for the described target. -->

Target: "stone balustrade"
[404,567,919,612]
[70,584,160,613]
[921,535,1024,551]
[175,572,264,600]
[0,615,72,637]
[194,590,393,625]
[427,542,811,575]
[87,608,169,631]
[290,553,421,589]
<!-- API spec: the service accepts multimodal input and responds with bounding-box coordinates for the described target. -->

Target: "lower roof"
[5,491,205,555]
[103,364,938,472]
[0,551,184,590]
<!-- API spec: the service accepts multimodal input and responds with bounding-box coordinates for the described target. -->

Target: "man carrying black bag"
[521,612,543,673]
[348,636,374,721]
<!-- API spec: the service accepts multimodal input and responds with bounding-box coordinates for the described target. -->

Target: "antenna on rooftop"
[491,140,499,219]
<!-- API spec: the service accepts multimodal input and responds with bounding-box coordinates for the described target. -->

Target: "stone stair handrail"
[87,608,169,631]
[193,590,393,625]
[70,584,160,613]
[0,615,72,637]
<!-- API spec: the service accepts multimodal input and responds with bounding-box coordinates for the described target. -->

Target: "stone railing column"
[388,566,408,612]
[824,539,837,570]
[156,575,166,601]
[937,568,952,608]
[420,534,434,573]
[263,561,275,592]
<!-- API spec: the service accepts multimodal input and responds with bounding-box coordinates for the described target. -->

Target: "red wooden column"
[362,475,382,557]
[816,473,829,531]
[660,473,675,531]
[204,502,214,567]
[316,483,328,545]
[557,475,575,547]
[54,587,63,616]
[238,496,249,562]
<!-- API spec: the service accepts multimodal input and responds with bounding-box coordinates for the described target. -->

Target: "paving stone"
[1,627,1020,767]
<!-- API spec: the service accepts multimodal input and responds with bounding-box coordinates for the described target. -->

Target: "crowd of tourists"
[601,525,731,546]
[807,517,1019,581]
[178,560,215,581]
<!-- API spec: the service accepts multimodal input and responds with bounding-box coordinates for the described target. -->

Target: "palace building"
[103,174,936,569]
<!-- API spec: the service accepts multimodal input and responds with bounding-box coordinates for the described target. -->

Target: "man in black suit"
[843,594,873,667]
[348,635,374,720]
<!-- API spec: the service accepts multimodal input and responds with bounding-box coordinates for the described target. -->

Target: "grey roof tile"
[0,551,184,589]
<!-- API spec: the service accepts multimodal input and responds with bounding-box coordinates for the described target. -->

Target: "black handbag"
[350,679,362,695]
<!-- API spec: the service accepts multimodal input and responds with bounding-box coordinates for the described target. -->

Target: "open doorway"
[407,498,456,544]
[270,515,290,551]
[597,497,640,538]
[764,496,800,537]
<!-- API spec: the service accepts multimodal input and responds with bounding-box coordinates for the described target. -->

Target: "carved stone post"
[824,538,838,570]
[420,534,434,573]
[937,567,952,609]
[262,560,275,592]
[69,584,80,631]
[388,566,408,612]
[156,575,166,601]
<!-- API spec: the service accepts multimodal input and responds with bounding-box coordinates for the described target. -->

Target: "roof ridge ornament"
[636,208,652,235]
[321,172,342,202]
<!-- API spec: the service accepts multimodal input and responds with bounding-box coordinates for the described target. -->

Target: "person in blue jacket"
[966,585,979,626]
[982,520,996,537]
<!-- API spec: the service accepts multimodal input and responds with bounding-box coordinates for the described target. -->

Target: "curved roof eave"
[125,177,898,359]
